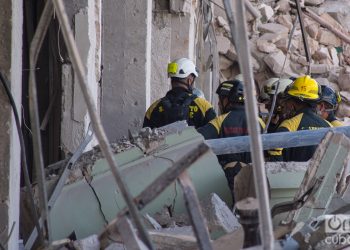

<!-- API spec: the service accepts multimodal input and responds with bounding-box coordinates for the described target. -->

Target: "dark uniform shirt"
[143,88,216,129]
[275,107,332,162]
[198,105,265,166]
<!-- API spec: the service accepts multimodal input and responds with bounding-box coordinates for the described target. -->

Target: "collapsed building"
[2,0,350,249]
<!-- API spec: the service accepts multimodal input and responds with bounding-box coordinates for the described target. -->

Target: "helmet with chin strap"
[216,80,245,104]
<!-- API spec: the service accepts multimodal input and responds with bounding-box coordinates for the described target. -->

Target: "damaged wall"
[61,0,101,154]
[0,0,23,248]
[101,0,152,141]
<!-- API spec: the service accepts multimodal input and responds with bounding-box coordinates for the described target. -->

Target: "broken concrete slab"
[304,0,324,6]
[73,234,100,250]
[48,126,231,240]
[309,64,330,74]
[216,35,231,55]
[276,15,293,31]
[219,55,233,70]
[258,4,274,23]
[340,91,350,103]
[257,40,277,53]
[200,193,241,239]
[317,29,342,47]
[149,227,197,250]
[312,47,330,61]
[337,102,350,118]
[291,132,350,223]
[304,17,320,38]
[258,33,282,43]
[264,50,297,77]
[338,66,350,91]
[329,47,339,66]
[258,23,289,35]
[276,0,291,14]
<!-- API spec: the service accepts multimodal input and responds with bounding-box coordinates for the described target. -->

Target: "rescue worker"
[272,75,332,162]
[143,58,216,129]
[197,80,265,204]
[316,85,343,127]
[260,78,293,132]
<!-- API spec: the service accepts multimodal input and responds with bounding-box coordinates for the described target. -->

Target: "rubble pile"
[67,127,167,184]
[214,0,350,121]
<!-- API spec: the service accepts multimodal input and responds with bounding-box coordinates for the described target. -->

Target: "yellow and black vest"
[198,106,265,166]
[143,88,216,129]
[275,107,332,162]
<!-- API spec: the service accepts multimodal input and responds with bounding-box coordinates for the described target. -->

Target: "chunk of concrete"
[315,78,340,92]
[305,23,319,39]
[336,102,350,118]
[317,29,342,47]
[200,193,241,239]
[258,23,289,35]
[73,234,100,250]
[310,64,330,74]
[217,35,231,55]
[276,0,291,14]
[219,55,233,70]
[259,4,274,23]
[340,91,350,103]
[149,227,197,250]
[264,50,297,77]
[304,0,324,6]
[299,37,319,55]
[275,37,298,54]
[258,33,282,43]
[329,47,340,66]
[257,40,277,53]
[338,67,350,91]
[276,14,293,31]
[216,16,230,33]
[312,47,330,61]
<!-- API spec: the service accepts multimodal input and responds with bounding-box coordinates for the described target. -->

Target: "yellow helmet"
[286,75,321,101]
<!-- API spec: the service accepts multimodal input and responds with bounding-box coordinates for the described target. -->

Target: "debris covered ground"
[214,0,350,124]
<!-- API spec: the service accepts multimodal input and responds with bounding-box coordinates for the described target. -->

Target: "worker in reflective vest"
[316,85,343,127]
[198,79,265,204]
[271,76,332,162]
[143,58,216,129]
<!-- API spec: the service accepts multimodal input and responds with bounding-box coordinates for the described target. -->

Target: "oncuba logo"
[325,215,350,233]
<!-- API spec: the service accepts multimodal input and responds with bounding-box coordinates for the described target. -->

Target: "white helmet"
[261,78,293,99]
[167,58,199,78]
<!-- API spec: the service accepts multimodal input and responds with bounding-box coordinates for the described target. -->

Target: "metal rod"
[28,0,54,243]
[178,171,213,250]
[52,1,154,249]
[295,0,311,75]
[206,126,350,155]
[222,0,236,48]
[228,0,274,248]
[264,17,298,133]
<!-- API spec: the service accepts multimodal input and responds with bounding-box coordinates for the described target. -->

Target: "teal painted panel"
[50,128,231,240]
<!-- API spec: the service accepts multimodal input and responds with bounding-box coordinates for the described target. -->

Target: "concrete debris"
[144,214,162,230]
[264,50,297,77]
[200,193,241,239]
[258,23,289,35]
[304,0,325,7]
[258,4,274,23]
[73,234,100,250]
[265,162,309,174]
[149,227,197,250]
[317,29,342,47]
[212,0,350,119]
